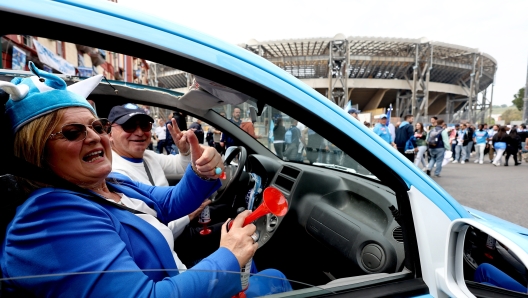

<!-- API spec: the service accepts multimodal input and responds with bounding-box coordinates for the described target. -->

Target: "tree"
[500,109,522,124]
[512,87,524,111]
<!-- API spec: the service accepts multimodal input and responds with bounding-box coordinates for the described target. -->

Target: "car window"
[0,270,334,297]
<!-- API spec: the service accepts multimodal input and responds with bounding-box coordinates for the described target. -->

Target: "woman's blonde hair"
[13,109,65,193]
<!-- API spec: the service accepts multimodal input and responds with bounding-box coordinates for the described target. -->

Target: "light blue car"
[1,1,527,297]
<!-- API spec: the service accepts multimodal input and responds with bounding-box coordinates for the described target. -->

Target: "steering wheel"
[210,146,247,203]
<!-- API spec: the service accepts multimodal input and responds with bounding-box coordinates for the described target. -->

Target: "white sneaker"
[493,162,500,166]
[461,161,465,164]
[422,167,428,171]
[479,161,483,164]
[474,160,479,163]
[452,160,458,164]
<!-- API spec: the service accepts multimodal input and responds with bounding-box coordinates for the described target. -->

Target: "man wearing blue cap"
[348,108,360,120]
[373,114,396,147]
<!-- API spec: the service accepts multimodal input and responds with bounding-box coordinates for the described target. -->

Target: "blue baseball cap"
[379,114,388,119]
[348,108,361,114]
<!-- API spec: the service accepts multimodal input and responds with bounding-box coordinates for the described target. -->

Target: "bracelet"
[191,166,214,181]
[180,148,191,156]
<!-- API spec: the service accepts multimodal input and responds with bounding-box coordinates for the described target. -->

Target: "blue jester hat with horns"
[1,61,103,133]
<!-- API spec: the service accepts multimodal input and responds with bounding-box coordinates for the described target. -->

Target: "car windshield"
[186,75,377,180]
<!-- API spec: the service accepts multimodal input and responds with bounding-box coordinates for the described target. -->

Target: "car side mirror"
[441,219,528,297]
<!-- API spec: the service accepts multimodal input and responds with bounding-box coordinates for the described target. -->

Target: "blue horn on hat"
[1,61,103,133]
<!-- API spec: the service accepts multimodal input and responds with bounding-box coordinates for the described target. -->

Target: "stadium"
[153,34,497,124]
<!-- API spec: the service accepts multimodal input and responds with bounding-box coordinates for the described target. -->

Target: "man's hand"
[167,118,190,154]
[188,130,224,179]
[188,199,211,221]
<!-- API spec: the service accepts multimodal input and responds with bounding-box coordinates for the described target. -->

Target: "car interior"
[0,10,433,297]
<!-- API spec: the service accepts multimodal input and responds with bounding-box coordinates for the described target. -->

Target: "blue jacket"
[1,165,243,298]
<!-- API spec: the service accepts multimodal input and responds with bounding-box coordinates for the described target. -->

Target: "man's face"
[409,117,414,124]
[350,112,358,120]
[232,108,241,120]
[493,125,499,131]
[110,117,152,159]
[380,118,387,125]
[430,118,436,124]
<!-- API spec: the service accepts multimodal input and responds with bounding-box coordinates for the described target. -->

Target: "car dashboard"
[246,154,404,279]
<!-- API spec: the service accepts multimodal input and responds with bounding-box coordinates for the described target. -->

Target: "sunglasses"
[48,119,111,142]
[118,119,153,133]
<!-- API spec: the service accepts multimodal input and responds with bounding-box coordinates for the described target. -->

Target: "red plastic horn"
[228,187,288,230]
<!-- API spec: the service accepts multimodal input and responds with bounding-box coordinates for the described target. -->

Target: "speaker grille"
[392,226,403,243]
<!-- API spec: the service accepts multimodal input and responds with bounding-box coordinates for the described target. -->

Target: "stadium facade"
[152,34,497,124]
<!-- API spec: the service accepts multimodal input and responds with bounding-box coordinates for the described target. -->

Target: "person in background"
[348,108,360,121]
[492,126,510,166]
[449,124,459,156]
[273,117,286,159]
[284,119,302,162]
[413,122,428,170]
[488,124,498,163]
[505,128,522,166]
[373,114,396,147]
[430,116,438,127]
[220,107,241,149]
[465,124,475,162]
[240,114,256,138]
[189,118,204,144]
[395,115,415,161]
[472,124,489,164]
[453,123,468,164]
[426,119,450,177]
[165,111,187,154]
[154,118,167,154]
[518,124,527,163]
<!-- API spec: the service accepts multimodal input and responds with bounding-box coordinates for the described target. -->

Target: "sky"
[118,0,528,106]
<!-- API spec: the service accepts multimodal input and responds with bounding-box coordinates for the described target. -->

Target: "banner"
[77,66,93,77]
[11,46,26,70]
[32,39,75,75]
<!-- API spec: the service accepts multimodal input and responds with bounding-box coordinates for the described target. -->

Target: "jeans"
[428,148,445,176]
[465,141,473,160]
[414,146,428,168]
[454,144,467,161]
[493,148,505,165]
[474,263,527,293]
[475,143,486,162]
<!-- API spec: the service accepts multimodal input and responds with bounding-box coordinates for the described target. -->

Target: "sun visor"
[192,76,257,109]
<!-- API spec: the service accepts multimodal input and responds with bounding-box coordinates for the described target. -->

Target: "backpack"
[428,127,444,148]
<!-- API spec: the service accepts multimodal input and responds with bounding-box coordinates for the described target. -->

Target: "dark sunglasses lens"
[122,120,151,133]
[139,121,152,132]
[61,124,86,141]
[93,120,111,134]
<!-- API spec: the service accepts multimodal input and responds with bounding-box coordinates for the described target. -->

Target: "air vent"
[280,166,300,179]
[392,226,403,243]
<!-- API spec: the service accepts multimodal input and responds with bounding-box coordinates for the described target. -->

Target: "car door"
[2,1,528,297]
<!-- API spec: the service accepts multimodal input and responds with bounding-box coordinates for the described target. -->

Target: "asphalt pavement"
[429,154,528,228]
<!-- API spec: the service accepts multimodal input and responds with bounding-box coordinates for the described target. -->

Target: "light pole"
[523,55,528,123]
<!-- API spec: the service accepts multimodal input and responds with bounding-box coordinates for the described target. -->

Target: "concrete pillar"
[363,89,389,111]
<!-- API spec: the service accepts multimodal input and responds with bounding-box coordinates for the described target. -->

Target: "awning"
[32,39,75,75]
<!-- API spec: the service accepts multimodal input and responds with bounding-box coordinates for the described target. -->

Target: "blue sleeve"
[109,165,221,224]
[2,192,240,298]
[373,125,381,136]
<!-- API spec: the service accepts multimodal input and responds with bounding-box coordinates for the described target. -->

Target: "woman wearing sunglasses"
[1,63,291,297]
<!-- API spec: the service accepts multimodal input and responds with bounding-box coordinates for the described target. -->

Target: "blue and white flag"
[386,104,392,122]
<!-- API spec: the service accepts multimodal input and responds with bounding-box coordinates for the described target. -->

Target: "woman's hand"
[188,199,211,221]
[220,211,258,267]
[187,130,225,179]
[167,118,190,155]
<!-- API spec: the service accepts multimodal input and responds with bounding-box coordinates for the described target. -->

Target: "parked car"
[1,1,527,297]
